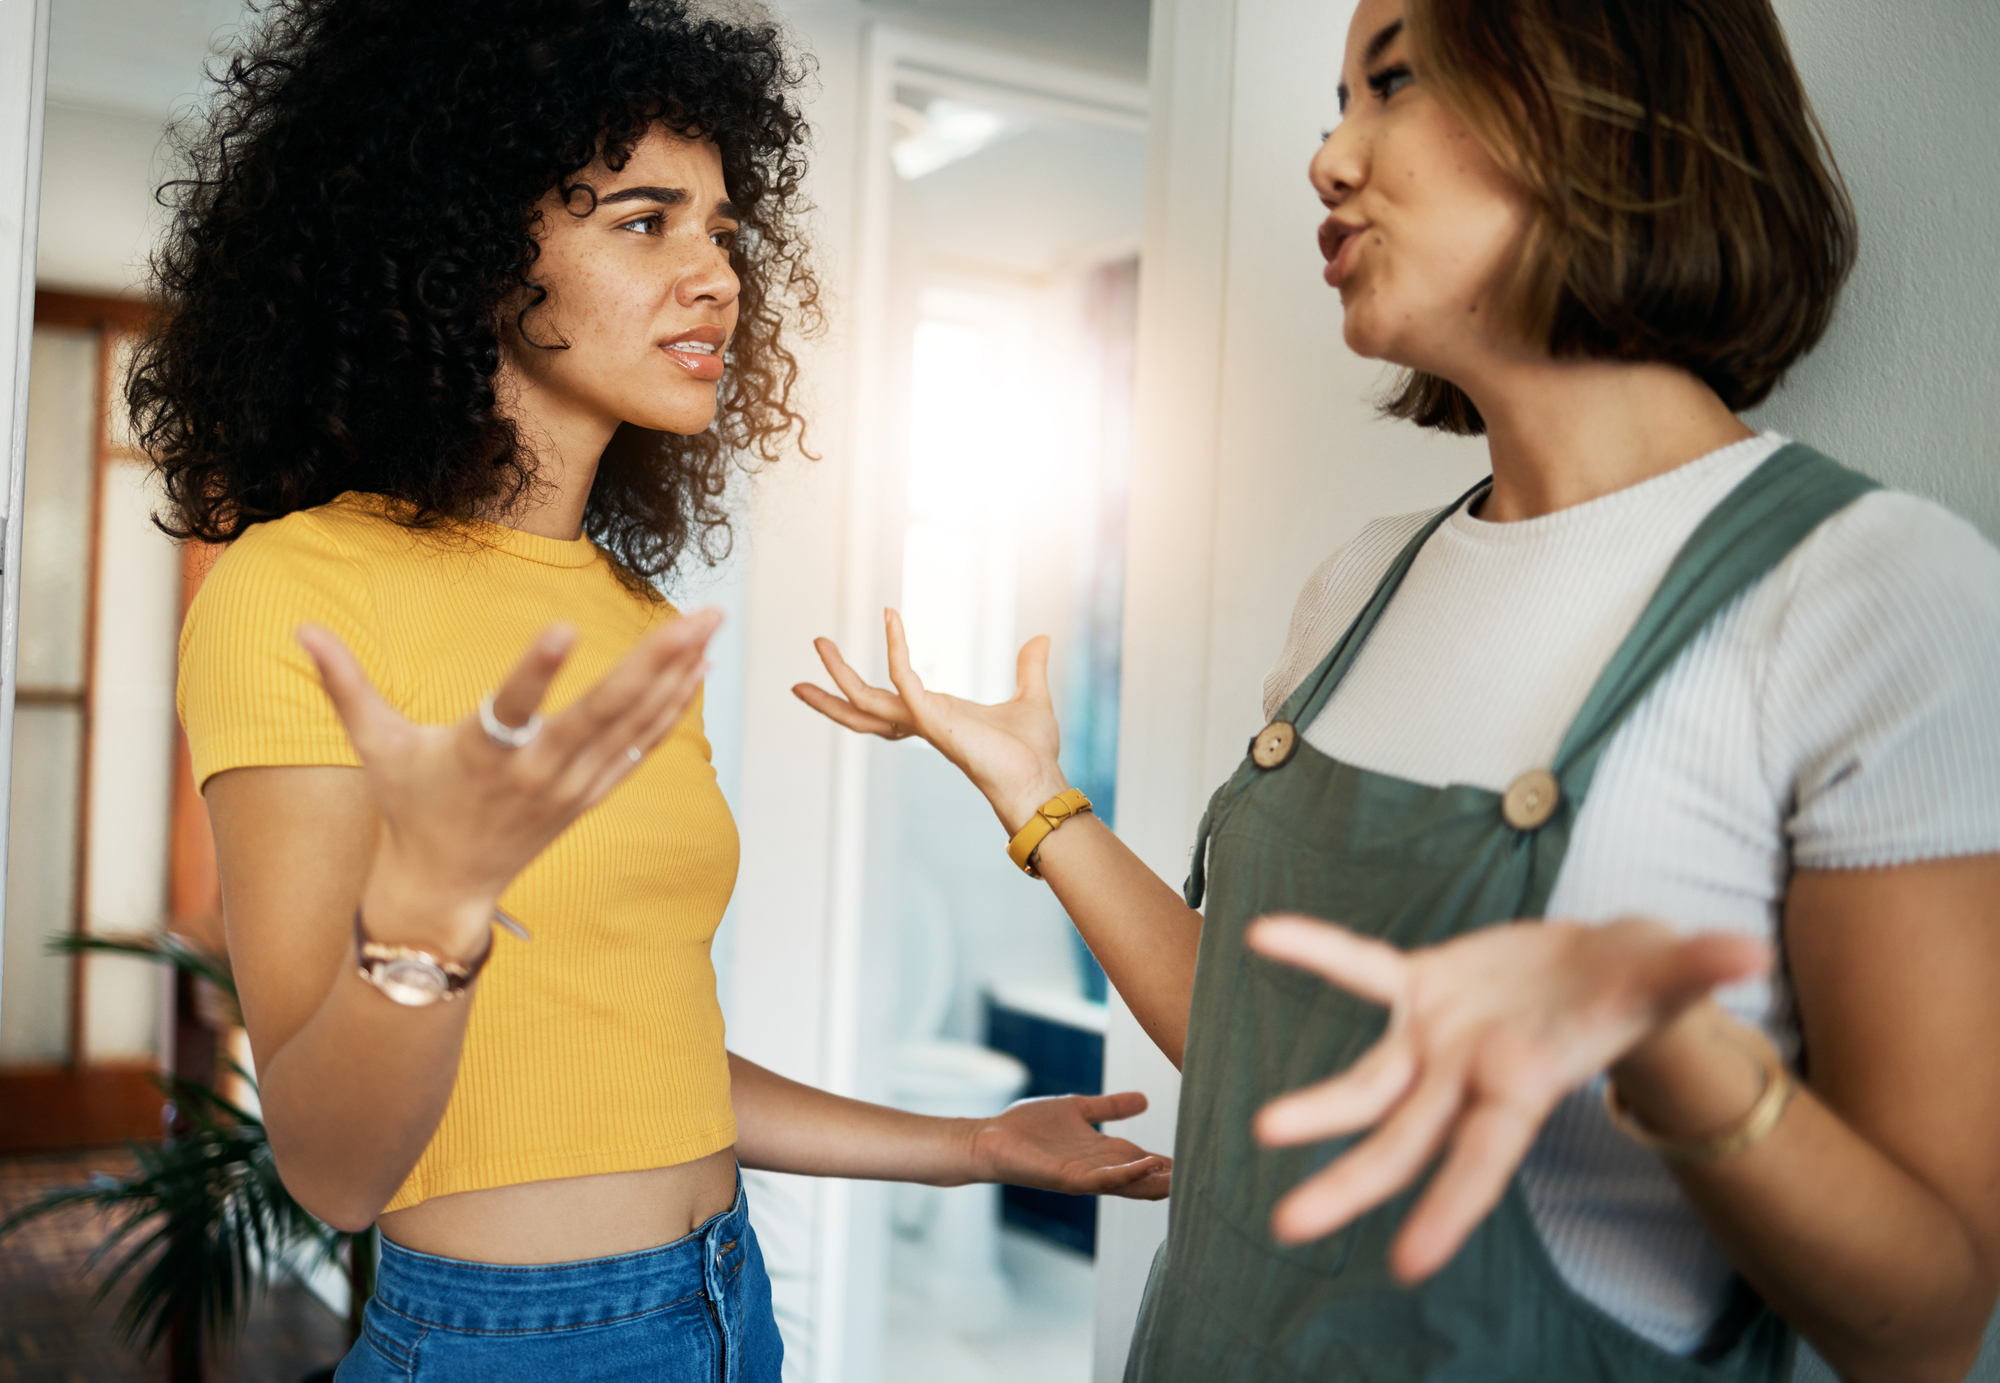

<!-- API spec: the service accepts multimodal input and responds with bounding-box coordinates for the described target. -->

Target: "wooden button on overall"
[1502,768,1560,830]
[1251,721,1299,770]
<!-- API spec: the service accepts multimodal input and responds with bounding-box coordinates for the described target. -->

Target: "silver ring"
[479,693,542,749]
[627,746,643,764]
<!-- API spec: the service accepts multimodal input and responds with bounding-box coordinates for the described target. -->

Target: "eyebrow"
[1362,19,1404,67]
[1336,18,1407,111]
[598,185,741,220]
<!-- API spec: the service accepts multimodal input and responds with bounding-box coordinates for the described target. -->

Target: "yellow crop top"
[178,494,739,1211]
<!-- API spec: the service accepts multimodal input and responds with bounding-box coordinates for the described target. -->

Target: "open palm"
[971,1092,1171,1200]
[793,609,1070,829]
[1246,915,1768,1281]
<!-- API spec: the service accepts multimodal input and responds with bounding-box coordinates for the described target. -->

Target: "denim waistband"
[373,1178,751,1334]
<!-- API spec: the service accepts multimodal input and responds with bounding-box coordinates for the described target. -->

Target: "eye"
[618,213,661,235]
[1366,63,1414,102]
[710,226,739,251]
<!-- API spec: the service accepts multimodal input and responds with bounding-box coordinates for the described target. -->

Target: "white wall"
[0,0,53,1064]
[82,460,180,1058]
[1750,0,2000,541]
[1101,0,2000,1378]
[35,101,170,295]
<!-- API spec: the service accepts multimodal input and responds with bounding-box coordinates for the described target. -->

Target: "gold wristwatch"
[353,909,491,1006]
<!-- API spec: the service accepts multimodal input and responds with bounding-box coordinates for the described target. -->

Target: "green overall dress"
[1126,444,1878,1382]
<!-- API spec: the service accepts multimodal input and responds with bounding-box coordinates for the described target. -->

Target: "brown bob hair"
[1386,0,1856,435]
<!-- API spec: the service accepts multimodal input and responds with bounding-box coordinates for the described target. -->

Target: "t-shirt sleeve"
[177,513,386,788]
[1763,492,2000,869]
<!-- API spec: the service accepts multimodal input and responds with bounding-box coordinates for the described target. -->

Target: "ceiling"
[43,0,1150,118]
[861,0,1149,81]
[45,0,253,117]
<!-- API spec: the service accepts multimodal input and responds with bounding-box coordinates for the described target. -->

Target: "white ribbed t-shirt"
[1261,433,2000,1352]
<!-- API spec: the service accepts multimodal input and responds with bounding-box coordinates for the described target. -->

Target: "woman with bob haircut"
[148,0,1169,1376]
[801,0,2000,1378]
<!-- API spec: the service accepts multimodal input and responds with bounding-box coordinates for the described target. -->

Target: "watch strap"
[353,909,492,1003]
[1006,788,1093,879]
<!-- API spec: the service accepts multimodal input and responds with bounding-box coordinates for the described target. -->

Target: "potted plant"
[0,932,371,1383]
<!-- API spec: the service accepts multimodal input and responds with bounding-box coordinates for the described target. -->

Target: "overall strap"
[1282,479,1490,734]
[1185,479,1482,908]
[1551,444,1879,803]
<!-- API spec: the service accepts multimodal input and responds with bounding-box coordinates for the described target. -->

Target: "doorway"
[830,28,1147,1383]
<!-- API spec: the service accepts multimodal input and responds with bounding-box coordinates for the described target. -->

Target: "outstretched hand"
[1246,915,1769,1281]
[297,610,720,954]
[792,609,1071,830]
[969,1091,1171,1200]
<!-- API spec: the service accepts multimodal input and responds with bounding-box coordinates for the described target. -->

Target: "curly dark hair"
[131,0,820,586]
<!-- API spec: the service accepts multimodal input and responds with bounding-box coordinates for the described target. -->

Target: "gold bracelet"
[1603,1038,1795,1162]
[1006,788,1093,879]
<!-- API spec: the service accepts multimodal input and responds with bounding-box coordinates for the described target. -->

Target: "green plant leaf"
[0,1071,342,1358]
[48,930,236,998]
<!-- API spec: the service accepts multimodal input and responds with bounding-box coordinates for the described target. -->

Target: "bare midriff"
[377,1146,740,1265]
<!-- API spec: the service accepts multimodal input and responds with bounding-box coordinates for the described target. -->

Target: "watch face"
[375,957,449,1006]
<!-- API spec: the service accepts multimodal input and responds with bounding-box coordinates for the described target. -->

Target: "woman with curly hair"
[801,0,2000,1378]
[145,1,1169,1376]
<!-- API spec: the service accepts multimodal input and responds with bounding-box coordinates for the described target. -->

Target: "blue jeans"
[335,1178,782,1382]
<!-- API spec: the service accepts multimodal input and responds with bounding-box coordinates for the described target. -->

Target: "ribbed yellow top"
[178,494,739,1212]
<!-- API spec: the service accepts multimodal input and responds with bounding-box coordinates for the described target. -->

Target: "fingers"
[571,655,713,807]
[1107,1164,1174,1202]
[564,627,718,805]
[1389,1096,1542,1282]
[815,637,908,723]
[488,625,579,731]
[1074,1156,1172,1197]
[1255,1032,1415,1147]
[1653,933,1772,1010]
[791,682,902,738]
[881,609,931,711]
[296,625,407,757]
[1247,915,1407,1006]
[1072,1090,1149,1125]
[527,611,719,808]
[1270,1059,1463,1244]
[1013,635,1052,706]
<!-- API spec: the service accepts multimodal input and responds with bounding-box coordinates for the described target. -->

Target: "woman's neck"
[1460,356,1753,523]
[486,361,617,541]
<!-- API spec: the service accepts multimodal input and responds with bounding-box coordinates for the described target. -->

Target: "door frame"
[815,26,1147,1379]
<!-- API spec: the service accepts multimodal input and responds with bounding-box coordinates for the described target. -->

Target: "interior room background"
[0,0,1992,1381]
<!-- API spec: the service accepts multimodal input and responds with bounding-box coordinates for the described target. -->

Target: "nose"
[1310,116,1366,206]
[676,239,740,312]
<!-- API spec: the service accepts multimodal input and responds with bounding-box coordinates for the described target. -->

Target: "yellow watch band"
[1006,788,1093,878]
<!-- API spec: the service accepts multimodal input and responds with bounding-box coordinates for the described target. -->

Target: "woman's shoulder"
[1758,486,2000,869]
[1262,506,1448,717]
[198,491,438,611]
[185,495,408,676]
[1776,486,2000,636]
[203,492,409,593]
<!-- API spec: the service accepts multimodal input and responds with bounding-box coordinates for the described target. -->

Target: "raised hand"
[297,610,720,956]
[792,609,1070,830]
[1246,914,1769,1281]
[969,1091,1172,1200]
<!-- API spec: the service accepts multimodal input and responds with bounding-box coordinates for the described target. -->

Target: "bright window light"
[899,290,1041,702]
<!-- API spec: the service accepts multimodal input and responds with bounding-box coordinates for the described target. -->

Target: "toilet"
[887,879,1031,1324]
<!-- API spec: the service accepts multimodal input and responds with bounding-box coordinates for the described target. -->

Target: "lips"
[1318,216,1367,289]
[662,327,727,382]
